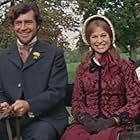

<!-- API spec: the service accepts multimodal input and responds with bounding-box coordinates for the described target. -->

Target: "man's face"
[13,10,39,45]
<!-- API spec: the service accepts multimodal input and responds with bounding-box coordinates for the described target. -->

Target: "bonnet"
[81,15,116,48]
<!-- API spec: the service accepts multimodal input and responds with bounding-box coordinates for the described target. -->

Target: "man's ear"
[37,25,40,31]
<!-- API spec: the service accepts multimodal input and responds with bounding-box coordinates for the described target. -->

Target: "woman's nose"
[96,37,102,43]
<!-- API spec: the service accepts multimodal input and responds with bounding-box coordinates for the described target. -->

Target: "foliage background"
[0,0,140,84]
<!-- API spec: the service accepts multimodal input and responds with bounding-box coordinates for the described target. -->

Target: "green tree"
[64,47,82,63]
[77,0,140,60]
[0,0,79,48]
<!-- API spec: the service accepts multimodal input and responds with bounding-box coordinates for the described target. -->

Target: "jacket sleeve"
[71,65,87,120]
[114,60,140,123]
[27,47,68,114]
[0,86,9,103]
[0,66,9,104]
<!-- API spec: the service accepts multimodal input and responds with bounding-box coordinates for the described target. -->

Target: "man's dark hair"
[9,2,42,25]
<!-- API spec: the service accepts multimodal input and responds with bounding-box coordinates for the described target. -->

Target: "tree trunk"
[129,45,137,62]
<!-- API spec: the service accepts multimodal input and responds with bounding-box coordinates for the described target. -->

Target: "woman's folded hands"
[75,112,120,134]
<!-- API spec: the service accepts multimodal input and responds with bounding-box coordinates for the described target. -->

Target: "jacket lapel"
[7,44,22,69]
[22,40,47,70]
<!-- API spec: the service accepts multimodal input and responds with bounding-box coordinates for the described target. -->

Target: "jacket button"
[17,83,22,88]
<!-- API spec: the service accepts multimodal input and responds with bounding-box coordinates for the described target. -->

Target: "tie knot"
[18,46,32,63]
[19,44,33,51]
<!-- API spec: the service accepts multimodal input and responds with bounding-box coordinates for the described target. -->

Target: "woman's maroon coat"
[61,52,140,140]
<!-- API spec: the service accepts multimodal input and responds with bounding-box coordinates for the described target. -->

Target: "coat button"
[17,83,22,88]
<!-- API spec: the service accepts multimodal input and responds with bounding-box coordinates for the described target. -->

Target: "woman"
[61,15,140,140]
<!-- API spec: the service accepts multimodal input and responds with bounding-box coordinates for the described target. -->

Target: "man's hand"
[0,102,10,112]
[0,102,12,119]
[11,100,31,116]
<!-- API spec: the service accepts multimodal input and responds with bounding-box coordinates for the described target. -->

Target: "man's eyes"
[14,21,33,25]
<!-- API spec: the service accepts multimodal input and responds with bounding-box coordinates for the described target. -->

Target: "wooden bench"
[64,83,73,107]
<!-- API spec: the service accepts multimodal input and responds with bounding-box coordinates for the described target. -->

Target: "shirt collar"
[93,57,101,66]
[17,36,37,48]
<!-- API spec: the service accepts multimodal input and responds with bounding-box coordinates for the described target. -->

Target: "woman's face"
[89,26,111,59]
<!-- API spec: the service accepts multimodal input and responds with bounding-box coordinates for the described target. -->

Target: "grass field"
[67,63,79,83]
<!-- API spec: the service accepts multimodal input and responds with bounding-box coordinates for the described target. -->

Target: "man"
[0,2,68,140]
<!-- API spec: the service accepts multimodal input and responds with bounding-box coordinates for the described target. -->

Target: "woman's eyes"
[91,35,97,38]
[101,34,107,37]
[91,34,107,38]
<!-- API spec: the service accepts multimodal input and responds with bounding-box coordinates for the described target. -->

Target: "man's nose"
[20,22,27,30]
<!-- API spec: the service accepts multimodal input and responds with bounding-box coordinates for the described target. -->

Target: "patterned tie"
[17,37,37,63]
[19,47,31,63]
